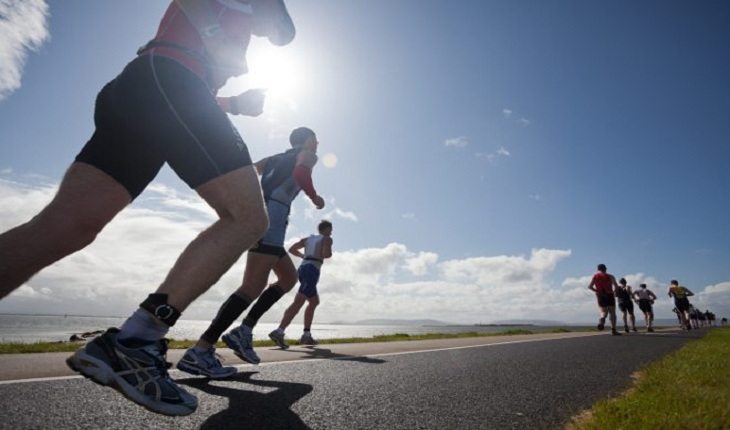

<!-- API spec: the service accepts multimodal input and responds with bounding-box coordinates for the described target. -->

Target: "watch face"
[155,304,174,320]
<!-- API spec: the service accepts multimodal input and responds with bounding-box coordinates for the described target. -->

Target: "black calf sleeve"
[201,293,252,344]
[242,285,284,329]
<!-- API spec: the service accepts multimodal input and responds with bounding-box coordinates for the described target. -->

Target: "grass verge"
[567,327,730,429]
[0,327,587,354]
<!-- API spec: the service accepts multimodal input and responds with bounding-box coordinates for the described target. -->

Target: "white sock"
[118,308,169,342]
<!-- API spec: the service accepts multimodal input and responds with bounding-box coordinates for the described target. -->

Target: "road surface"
[0,329,706,429]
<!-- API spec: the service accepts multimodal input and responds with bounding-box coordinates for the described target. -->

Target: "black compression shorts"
[638,299,653,314]
[618,300,634,314]
[76,54,252,199]
[596,294,616,308]
[675,297,690,313]
[249,241,288,258]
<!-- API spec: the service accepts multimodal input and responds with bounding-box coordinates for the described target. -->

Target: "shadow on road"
[179,372,313,430]
[277,345,387,364]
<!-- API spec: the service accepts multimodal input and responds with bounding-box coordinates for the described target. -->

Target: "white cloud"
[502,108,512,118]
[529,193,542,201]
[476,146,511,163]
[695,282,730,317]
[305,198,358,223]
[518,117,531,126]
[0,0,50,101]
[1,168,12,175]
[404,252,438,276]
[10,177,724,326]
[444,136,469,148]
[401,212,416,220]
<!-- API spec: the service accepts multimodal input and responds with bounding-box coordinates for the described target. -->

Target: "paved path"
[0,329,707,429]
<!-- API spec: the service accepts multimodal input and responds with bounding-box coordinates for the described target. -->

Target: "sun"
[229,44,303,103]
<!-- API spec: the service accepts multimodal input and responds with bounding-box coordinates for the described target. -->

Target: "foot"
[176,347,237,379]
[300,333,319,345]
[268,330,289,350]
[597,320,605,331]
[611,329,621,336]
[624,326,630,333]
[222,327,260,364]
[632,327,638,332]
[648,327,654,332]
[66,328,197,416]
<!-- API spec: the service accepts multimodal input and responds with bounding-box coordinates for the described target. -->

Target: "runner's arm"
[322,237,333,259]
[254,157,268,175]
[294,150,324,208]
[685,289,694,296]
[588,278,596,293]
[288,238,306,259]
[216,89,266,116]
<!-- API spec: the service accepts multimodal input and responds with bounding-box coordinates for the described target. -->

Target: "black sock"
[201,293,252,344]
[242,285,284,329]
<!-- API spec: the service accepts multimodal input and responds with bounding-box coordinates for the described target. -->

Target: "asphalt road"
[0,329,706,430]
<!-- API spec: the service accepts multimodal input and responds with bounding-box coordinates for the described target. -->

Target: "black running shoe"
[66,328,197,416]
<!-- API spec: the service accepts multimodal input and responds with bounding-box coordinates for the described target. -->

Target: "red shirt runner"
[592,272,614,296]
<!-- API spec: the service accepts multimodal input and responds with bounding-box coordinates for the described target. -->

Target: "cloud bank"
[0,0,50,101]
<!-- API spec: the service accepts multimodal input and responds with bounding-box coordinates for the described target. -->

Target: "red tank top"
[148,1,253,86]
[592,272,613,296]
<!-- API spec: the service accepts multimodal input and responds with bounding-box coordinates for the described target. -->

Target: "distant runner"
[588,264,621,336]
[668,280,694,330]
[615,278,637,333]
[269,220,334,348]
[632,284,657,332]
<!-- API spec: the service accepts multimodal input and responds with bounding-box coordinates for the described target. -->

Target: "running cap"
[251,0,296,46]
[619,278,627,285]
[671,280,679,285]
[290,126,316,148]
[640,283,647,288]
[597,264,607,272]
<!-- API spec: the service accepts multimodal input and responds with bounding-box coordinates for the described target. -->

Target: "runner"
[668,280,694,330]
[177,126,325,375]
[615,278,637,333]
[632,283,657,332]
[269,220,334,348]
[587,264,622,336]
[0,0,296,416]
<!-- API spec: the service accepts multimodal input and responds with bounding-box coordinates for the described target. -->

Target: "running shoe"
[611,329,622,336]
[647,327,655,332]
[176,347,236,379]
[624,326,630,334]
[597,320,605,331]
[222,327,260,364]
[66,328,197,416]
[300,333,319,345]
[632,327,638,332]
[268,330,289,350]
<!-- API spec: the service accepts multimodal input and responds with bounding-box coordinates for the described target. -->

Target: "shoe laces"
[145,338,172,377]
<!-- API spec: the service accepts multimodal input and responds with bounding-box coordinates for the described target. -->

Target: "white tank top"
[302,234,325,269]
[635,289,653,300]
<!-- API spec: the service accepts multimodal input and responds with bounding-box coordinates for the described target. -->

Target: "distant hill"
[489,319,567,326]
[332,319,452,326]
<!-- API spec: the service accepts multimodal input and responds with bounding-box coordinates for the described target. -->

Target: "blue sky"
[1,1,729,324]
